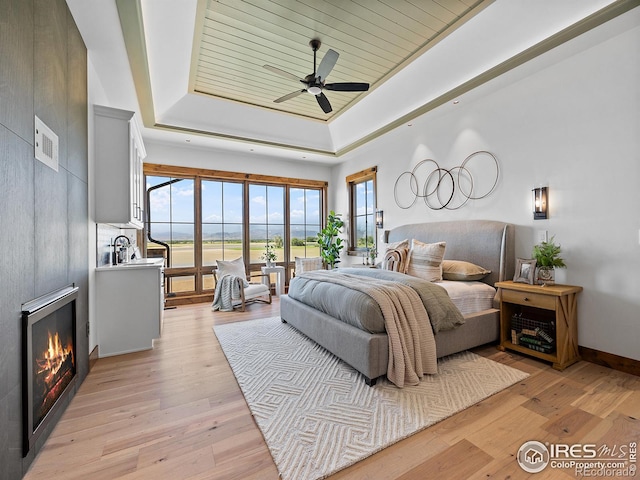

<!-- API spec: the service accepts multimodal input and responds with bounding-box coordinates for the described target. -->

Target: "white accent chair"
[214,258,272,312]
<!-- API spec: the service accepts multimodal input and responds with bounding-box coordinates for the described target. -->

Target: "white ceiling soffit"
[87,0,630,162]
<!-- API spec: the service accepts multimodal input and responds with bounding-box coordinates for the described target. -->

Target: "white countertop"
[96,257,164,271]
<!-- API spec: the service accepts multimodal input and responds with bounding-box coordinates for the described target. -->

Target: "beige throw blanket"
[298,271,437,387]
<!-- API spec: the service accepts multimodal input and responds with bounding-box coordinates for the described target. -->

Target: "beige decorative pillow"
[382,247,409,273]
[216,257,249,286]
[380,239,409,273]
[295,256,323,274]
[406,240,446,282]
[442,260,491,281]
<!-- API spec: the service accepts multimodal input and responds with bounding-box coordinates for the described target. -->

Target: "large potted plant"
[317,210,344,269]
[532,236,566,285]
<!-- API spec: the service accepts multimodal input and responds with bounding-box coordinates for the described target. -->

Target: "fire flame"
[36,331,74,387]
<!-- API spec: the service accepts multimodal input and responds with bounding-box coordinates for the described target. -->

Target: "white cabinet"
[94,105,146,229]
[95,260,164,357]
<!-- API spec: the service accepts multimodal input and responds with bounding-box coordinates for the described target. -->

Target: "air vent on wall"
[34,116,59,172]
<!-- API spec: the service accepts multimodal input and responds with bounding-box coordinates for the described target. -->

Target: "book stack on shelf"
[511,313,556,354]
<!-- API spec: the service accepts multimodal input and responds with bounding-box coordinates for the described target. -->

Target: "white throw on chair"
[212,257,272,312]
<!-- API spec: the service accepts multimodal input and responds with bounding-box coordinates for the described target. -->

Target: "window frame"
[346,166,377,256]
[143,163,327,303]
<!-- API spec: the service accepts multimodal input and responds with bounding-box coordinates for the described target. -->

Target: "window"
[147,176,195,293]
[347,167,377,255]
[201,180,243,265]
[144,164,326,301]
[289,187,321,260]
[249,184,285,264]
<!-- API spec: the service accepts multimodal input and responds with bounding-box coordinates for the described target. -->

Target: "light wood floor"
[25,299,639,480]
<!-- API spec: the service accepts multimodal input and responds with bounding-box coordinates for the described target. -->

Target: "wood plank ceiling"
[190,0,491,121]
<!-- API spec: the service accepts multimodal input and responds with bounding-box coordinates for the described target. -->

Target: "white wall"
[144,141,332,183]
[331,9,640,360]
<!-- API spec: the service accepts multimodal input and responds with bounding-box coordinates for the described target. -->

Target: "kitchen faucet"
[113,235,131,264]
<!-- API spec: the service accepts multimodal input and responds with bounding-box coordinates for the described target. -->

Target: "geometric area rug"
[213,317,529,480]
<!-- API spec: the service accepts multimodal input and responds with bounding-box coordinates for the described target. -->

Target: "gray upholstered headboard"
[386,220,514,287]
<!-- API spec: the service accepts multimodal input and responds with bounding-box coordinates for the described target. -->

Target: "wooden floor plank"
[465,406,548,458]
[395,439,492,480]
[541,405,602,442]
[24,299,640,480]
[522,378,588,419]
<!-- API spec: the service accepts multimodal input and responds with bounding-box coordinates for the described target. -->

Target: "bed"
[280,220,515,386]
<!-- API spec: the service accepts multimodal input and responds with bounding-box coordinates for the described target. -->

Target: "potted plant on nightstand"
[317,210,344,269]
[532,236,566,285]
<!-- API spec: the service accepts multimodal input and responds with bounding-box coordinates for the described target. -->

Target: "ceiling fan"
[263,39,370,114]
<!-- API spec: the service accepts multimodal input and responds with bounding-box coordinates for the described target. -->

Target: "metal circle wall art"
[394,151,500,210]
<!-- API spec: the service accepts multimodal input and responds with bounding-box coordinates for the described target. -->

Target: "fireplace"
[22,285,78,457]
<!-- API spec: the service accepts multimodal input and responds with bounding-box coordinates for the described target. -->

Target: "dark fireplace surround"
[22,285,78,457]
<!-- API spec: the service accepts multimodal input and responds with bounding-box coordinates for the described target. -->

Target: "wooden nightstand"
[495,281,583,370]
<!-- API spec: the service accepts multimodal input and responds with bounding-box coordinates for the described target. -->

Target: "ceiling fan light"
[307,86,322,95]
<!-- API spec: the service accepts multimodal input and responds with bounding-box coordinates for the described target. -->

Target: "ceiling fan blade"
[324,82,370,92]
[316,92,332,113]
[274,90,305,103]
[263,65,303,83]
[316,49,339,82]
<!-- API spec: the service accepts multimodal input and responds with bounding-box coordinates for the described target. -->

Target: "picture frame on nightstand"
[514,258,536,284]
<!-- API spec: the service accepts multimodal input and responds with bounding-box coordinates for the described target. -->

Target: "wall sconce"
[532,187,548,220]
[375,210,384,229]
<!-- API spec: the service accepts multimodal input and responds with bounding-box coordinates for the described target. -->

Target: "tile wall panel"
[0,129,36,478]
[66,9,88,183]
[0,0,34,142]
[4,386,23,480]
[34,0,68,169]
[34,162,69,297]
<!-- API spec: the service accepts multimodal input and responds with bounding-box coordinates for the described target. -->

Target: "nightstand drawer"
[502,289,556,310]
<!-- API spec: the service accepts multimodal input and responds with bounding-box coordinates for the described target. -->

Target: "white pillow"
[216,257,249,287]
[295,256,323,273]
[407,240,446,282]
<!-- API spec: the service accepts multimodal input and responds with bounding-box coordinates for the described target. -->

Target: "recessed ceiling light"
[407,123,413,127]
[185,139,191,142]
[453,100,460,105]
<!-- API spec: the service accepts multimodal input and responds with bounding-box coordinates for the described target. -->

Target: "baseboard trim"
[579,346,640,377]
[89,345,99,372]
[166,293,213,307]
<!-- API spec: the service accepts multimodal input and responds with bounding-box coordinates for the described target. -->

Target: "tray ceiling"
[190,0,489,121]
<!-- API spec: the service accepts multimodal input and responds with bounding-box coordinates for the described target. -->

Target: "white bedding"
[438,280,496,316]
